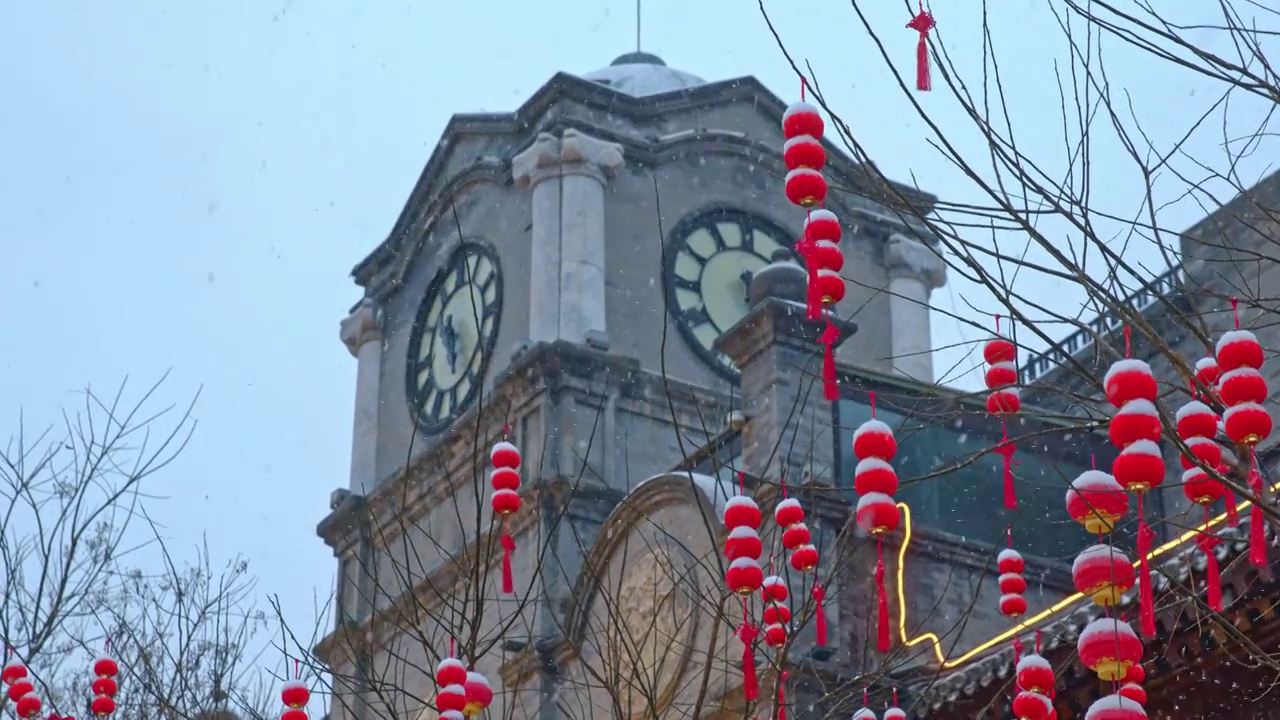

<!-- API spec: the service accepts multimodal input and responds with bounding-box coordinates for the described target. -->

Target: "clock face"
[664,209,794,378]
[405,242,503,435]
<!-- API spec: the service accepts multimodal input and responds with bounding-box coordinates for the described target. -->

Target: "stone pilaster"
[512,129,625,345]
[340,298,383,495]
[884,233,947,384]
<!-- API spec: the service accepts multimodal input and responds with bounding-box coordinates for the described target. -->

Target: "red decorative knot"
[1215,329,1264,372]
[1104,359,1158,409]
[1065,469,1129,534]
[1111,440,1164,495]
[783,135,826,172]
[1072,544,1136,606]
[1016,654,1055,695]
[996,548,1028,619]
[1077,618,1142,681]
[1083,694,1147,720]
[905,3,936,92]
[1012,691,1054,720]
[1108,399,1161,447]
[462,672,494,716]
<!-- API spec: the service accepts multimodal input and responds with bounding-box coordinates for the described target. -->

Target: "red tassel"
[1197,530,1223,612]
[500,531,516,595]
[737,622,759,701]
[997,420,1017,510]
[875,538,891,653]
[906,3,935,92]
[1249,458,1267,567]
[820,315,840,401]
[1137,512,1156,638]
[812,582,828,647]
[777,670,789,720]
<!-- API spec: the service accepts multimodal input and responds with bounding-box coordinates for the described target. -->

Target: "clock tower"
[322,52,948,720]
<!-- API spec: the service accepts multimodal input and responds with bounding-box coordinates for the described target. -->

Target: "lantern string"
[869,391,877,418]
[863,688,869,708]
[104,636,112,654]
[450,637,456,657]
[994,313,1001,335]
[502,423,510,438]
[738,470,746,495]
[1006,524,1012,548]
[800,76,807,101]
[1035,629,1041,654]
[780,470,788,499]
[1123,326,1132,358]
[295,657,301,680]
[1231,296,1240,329]
[892,687,898,706]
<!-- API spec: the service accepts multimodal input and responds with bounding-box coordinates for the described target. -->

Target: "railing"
[1020,265,1187,383]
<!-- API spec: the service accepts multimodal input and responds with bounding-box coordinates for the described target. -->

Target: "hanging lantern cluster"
[489,430,522,595]
[1012,631,1057,720]
[1215,298,1273,568]
[280,677,310,720]
[983,319,1021,509]
[774,482,828,647]
[782,82,845,401]
[1176,383,1228,611]
[434,651,493,719]
[761,575,791,650]
[90,652,120,718]
[1103,327,1162,638]
[724,472,763,701]
[996,540,1028,621]
[3,654,42,720]
[851,392,900,653]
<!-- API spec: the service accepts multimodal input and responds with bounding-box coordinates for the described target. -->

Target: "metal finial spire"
[636,0,642,51]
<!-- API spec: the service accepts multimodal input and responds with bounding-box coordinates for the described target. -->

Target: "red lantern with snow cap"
[1224,402,1272,447]
[782,100,824,139]
[281,681,310,709]
[856,493,900,535]
[725,526,763,561]
[1111,440,1164,494]
[1182,467,1225,506]
[1012,691,1054,720]
[985,361,1018,389]
[1072,544,1136,606]
[854,457,899,496]
[1218,367,1268,406]
[1104,359,1158,408]
[1119,683,1146,706]
[724,496,762,531]
[984,335,1016,364]
[999,571,1027,595]
[774,498,805,528]
[15,694,41,719]
[813,268,845,304]
[998,548,1025,574]
[762,575,788,602]
[1179,436,1222,470]
[1216,328,1264,372]
[789,544,820,572]
[785,168,827,208]
[783,135,825,171]
[807,241,844,273]
[1066,470,1129,534]
[1194,356,1221,389]
[726,557,764,595]
[884,707,907,720]
[999,594,1028,619]
[7,680,34,703]
[763,623,788,648]
[489,433,523,594]
[782,522,811,550]
[436,658,467,688]
[437,683,466,713]
[804,209,841,242]
[2,660,27,685]
[1109,399,1161,447]
[1078,618,1143,681]
[1016,654,1055,694]
[997,547,1027,619]
[440,713,465,720]
[462,672,493,716]
[853,418,897,461]
[986,389,1021,415]
[1084,694,1147,720]
[763,603,791,625]
[852,710,877,720]
[1124,664,1145,684]
[1175,400,1218,440]
[852,393,899,654]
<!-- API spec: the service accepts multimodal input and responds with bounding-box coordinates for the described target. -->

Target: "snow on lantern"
[1175,400,1219,440]
[1108,400,1161,448]
[435,651,468,715]
[852,393,900,653]
[1103,357,1158,410]
[1072,544,1136,606]
[1077,618,1143,681]
[489,432,523,595]
[1084,694,1147,720]
[1119,683,1147,706]
[884,690,907,720]
[1012,691,1054,720]
[1178,436,1222,471]
[982,318,1021,509]
[1194,356,1221,392]
[1219,367,1268,406]
[462,672,493,717]
[1016,653,1055,695]
[1065,470,1129,535]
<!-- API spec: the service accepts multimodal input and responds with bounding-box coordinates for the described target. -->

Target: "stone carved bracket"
[886,233,947,290]
[340,298,382,356]
[512,129,626,187]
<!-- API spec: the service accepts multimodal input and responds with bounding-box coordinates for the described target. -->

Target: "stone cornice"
[714,297,859,372]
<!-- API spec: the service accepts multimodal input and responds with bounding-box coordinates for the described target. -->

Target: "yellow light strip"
[894,485,1275,668]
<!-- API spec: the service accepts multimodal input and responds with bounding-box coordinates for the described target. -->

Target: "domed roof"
[580,52,706,97]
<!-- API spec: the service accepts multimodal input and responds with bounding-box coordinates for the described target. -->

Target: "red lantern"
[985,361,1018,389]
[1072,544,1136,606]
[15,693,41,720]
[283,710,309,720]
[92,677,118,697]
[999,593,1028,619]
[725,526,763,561]
[998,548,1025,574]
[1175,400,1218,440]
[1083,694,1147,720]
[782,101,824,139]
[7,680,34,702]
[1104,359,1158,408]
[1216,329,1264,372]
[855,493,900,535]
[762,575,788,602]
[281,681,310,709]
[1124,664,1145,684]
[884,708,907,720]
[774,498,805,528]
[789,544,820,572]
[781,522,811,550]
[986,389,1021,415]
[436,658,468,688]
[724,496,762,530]
[1119,683,1147,706]
[783,135,825,171]
[1223,402,1272,447]
[1218,367,1268,406]
[490,467,520,492]
[807,240,844,272]
[491,489,521,516]
[853,709,877,720]
[763,603,791,625]
[1195,356,1221,388]
[1066,470,1130,534]
[437,684,466,712]
[784,168,827,208]
[462,672,493,717]
[853,419,897,461]
[1182,467,1225,506]
[763,623,788,648]
[854,457,899,496]
[1078,618,1142,681]
[93,657,119,679]
[1109,400,1161,447]
[1111,440,1165,494]
[726,557,764,595]
[813,268,845,304]
[984,336,1016,364]
[90,695,116,717]
[999,572,1027,595]
[1179,436,1222,470]
[1,660,26,685]
[804,209,841,242]
[490,441,521,469]
[1012,691,1054,720]
[1016,654,1055,694]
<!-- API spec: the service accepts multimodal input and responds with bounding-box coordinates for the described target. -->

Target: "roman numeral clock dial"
[405,242,503,434]
[664,210,793,379]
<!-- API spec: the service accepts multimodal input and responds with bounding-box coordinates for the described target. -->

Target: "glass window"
[834,387,1140,562]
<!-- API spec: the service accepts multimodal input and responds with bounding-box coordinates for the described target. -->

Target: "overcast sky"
[2,0,1274,684]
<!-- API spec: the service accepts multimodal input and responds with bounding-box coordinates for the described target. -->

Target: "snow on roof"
[580,53,706,97]
[637,471,735,523]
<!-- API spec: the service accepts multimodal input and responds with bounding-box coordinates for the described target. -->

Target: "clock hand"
[739,269,754,304]
[441,314,460,373]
